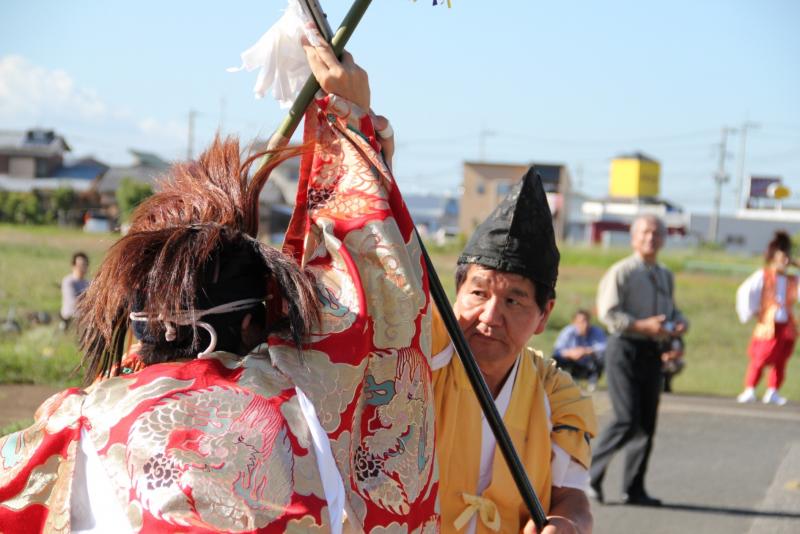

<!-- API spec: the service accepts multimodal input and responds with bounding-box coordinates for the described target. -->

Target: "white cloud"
[138,116,185,141]
[0,55,186,163]
[0,55,108,121]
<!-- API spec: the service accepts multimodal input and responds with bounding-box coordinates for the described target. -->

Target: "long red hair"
[77,136,316,382]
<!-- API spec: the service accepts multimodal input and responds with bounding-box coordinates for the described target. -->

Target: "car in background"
[83,210,113,233]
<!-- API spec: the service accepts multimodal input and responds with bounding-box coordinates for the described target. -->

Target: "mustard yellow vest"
[431,315,597,533]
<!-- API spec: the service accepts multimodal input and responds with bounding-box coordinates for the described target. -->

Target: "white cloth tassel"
[227,0,318,107]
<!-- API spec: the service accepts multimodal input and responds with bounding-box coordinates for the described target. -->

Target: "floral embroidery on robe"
[0,351,330,533]
[269,94,438,532]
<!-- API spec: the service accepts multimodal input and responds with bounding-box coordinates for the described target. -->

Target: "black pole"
[294,1,549,530]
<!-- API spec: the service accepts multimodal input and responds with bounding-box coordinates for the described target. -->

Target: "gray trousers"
[589,335,662,496]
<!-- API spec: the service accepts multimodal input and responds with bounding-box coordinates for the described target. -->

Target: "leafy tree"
[13,193,42,224]
[116,178,153,222]
[0,191,8,222]
[50,187,76,222]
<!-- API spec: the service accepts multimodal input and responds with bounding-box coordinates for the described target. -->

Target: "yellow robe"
[431,314,597,534]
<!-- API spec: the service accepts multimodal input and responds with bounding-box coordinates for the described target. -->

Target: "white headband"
[129,297,264,357]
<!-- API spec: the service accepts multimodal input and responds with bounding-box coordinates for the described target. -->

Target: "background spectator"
[553,309,607,391]
[60,251,90,330]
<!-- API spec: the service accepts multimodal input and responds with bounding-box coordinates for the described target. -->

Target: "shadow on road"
[603,501,800,520]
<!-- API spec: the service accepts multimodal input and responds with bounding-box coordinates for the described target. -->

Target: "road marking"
[658,402,800,422]
[748,442,800,534]
[591,394,800,422]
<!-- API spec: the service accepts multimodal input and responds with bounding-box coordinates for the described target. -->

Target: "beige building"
[459,161,570,239]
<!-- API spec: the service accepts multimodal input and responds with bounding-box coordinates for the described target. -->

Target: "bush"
[116,178,153,222]
[0,192,47,224]
[50,187,76,223]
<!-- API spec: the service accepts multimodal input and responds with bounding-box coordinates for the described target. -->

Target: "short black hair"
[72,252,89,265]
[765,230,792,263]
[454,262,555,311]
[574,308,591,321]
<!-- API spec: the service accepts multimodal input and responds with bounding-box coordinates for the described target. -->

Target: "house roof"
[0,175,95,193]
[0,129,71,157]
[97,166,164,193]
[52,158,109,180]
[94,149,171,193]
[405,194,458,218]
[464,161,566,191]
[129,150,170,168]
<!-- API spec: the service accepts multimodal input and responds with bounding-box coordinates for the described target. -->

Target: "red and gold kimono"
[0,351,331,533]
[0,94,438,533]
[270,94,438,532]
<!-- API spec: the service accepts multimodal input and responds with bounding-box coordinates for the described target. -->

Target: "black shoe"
[624,492,662,507]
[587,481,604,503]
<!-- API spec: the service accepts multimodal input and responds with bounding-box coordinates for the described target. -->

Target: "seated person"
[553,309,607,389]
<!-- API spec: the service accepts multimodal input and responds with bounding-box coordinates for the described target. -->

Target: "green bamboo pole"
[261,0,373,156]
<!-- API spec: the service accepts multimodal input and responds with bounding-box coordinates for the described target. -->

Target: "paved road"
[590,391,800,534]
[0,384,58,428]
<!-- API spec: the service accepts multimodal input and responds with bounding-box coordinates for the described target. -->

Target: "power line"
[394,127,722,151]
[747,147,800,164]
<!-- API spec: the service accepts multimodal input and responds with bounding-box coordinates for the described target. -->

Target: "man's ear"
[533,299,556,335]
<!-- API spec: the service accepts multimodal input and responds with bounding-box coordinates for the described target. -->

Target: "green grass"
[0,224,797,401]
[0,325,82,386]
[532,246,798,401]
[0,224,109,386]
[0,419,33,436]
[0,223,114,311]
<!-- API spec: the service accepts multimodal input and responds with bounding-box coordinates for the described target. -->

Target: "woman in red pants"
[736,231,798,405]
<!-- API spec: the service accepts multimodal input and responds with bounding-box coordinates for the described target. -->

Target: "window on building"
[476,183,485,195]
[496,182,512,196]
[35,159,49,177]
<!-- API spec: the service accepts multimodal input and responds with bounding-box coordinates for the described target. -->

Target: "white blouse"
[736,270,800,324]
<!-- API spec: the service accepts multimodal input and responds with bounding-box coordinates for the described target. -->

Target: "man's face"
[74,257,88,278]
[573,313,590,337]
[453,265,554,367]
[631,218,664,258]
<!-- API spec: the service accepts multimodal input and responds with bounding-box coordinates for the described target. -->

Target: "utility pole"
[735,120,759,210]
[575,163,584,191]
[187,108,198,161]
[708,126,737,243]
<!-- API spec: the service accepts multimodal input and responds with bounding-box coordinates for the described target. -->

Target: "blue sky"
[1,0,798,214]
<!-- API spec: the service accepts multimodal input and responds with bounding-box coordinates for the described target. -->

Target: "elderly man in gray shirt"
[588,214,687,507]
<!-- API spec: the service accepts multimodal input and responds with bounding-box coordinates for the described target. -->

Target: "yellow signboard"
[609,154,660,198]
